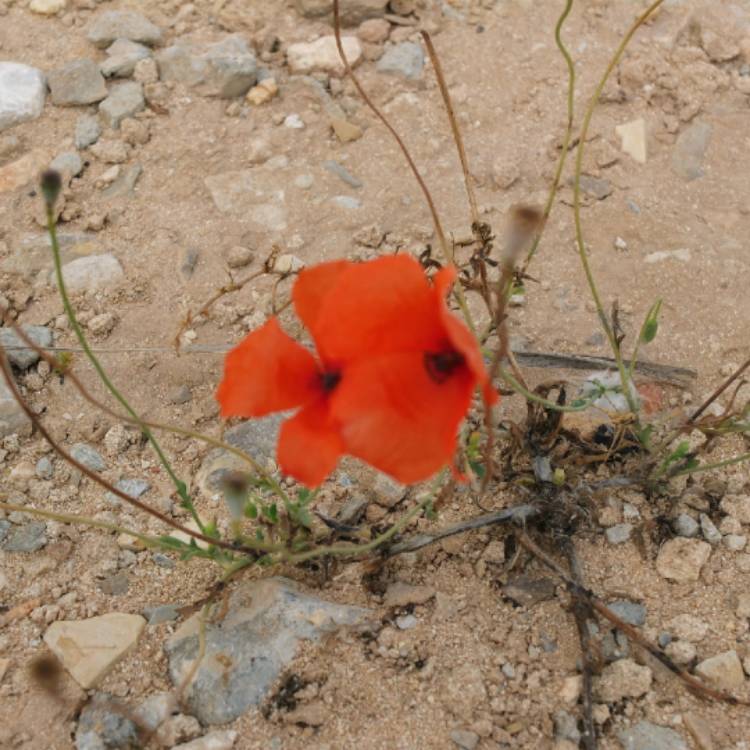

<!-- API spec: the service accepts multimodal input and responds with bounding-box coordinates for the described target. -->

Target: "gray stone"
[450,729,479,750]
[105,477,151,507]
[395,614,418,630]
[36,456,54,480]
[102,163,143,199]
[672,513,698,538]
[672,121,712,181]
[2,521,47,552]
[0,378,30,437]
[331,195,361,210]
[376,42,425,80]
[0,325,53,369]
[75,115,102,149]
[101,39,151,78]
[0,62,46,132]
[699,513,722,545]
[606,523,632,545]
[75,692,139,750]
[617,721,687,750]
[601,629,630,662]
[165,577,374,724]
[51,151,84,180]
[98,572,129,596]
[694,650,745,690]
[156,36,257,98]
[554,710,581,743]
[70,443,106,472]
[143,604,181,625]
[99,82,145,128]
[152,552,175,568]
[58,253,125,293]
[0,519,10,542]
[294,0,388,25]
[501,576,556,607]
[578,174,613,200]
[48,60,108,106]
[87,11,163,49]
[322,160,363,188]
[608,600,646,627]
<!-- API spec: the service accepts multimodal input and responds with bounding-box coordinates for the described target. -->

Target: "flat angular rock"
[617,721,687,750]
[656,538,711,582]
[99,82,145,128]
[87,11,163,49]
[287,36,362,75]
[156,36,257,98]
[615,118,647,164]
[594,658,652,703]
[0,378,30,437]
[0,150,49,194]
[672,121,712,181]
[101,39,152,78]
[0,325,53,369]
[294,0,388,25]
[695,650,745,691]
[44,613,146,689]
[1,521,47,552]
[165,577,374,724]
[376,41,425,80]
[75,693,139,750]
[0,62,46,132]
[57,253,125,292]
[48,59,108,106]
[384,582,435,608]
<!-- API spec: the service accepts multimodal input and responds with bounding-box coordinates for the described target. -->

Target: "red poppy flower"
[217,255,497,487]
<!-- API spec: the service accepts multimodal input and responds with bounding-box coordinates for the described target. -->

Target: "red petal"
[277,399,344,487]
[434,266,499,406]
[312,255,444,364]
[293,260,352,334]
[330,352,475,484]
[217,318,320,418]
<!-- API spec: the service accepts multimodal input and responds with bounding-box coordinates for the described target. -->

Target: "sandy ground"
[1,0,749,748]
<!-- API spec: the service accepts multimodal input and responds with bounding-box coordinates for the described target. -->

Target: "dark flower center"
[319,369,342,393]
[424,350,465,384]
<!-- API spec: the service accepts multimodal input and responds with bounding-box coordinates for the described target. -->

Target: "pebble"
[554,711,580,744]
[88,312,116,336]
[287,36,363,75]
[105,477,151,507]
[672,121,712,181]
[51,151,84,181]
[101,39,151,79]
[608,600,646,627]
[323,159,363,188]
[98,571,129,596]
[75,693,138,750]
[614,236,628,251]
[644,248,691,264]
[664,640,696,665]
[157,35,257,98]
[273,253,305,274]
[724,533,746,551]
[70,443,106,472]
[48,59,108,106]
[44,613,146,688]
[594,658,652,702]
[501,576,556,607]
[143,603,181,625]
[283,702,328,727]
[246,78,278,106]
[0,149,48,193]
[168,384,192,405]
[695,650,745,691]
[699,513,722,545]
[87,10,163,48]
[165,577,373,724]
[615,117,647,163]
[0,62,46,132]
[376,41,425,79]
[1,521,47,553]
[58,253,125,292]
[358,18,391,44]
[0,325,53,370]
[36,456,54,480]
[330,116,363,143]
[226,245,254,269]
[605,523,632,545]
[384,582,435,607]
[294,0,388,25]
[577,175,613,200]
[395,614,418,630]
[672,513,699,538]
[332,195,362,210]
[173,731,238,750]
[450,729,479,750]
[617,721,687,750]
[559,675,582,705]
[99,82,145,128]
[720,494,750,523]
[283,113,305,129]
[74,114,102,149]
[667,614,708,642]
[30,0,66,13]
[655,538,711,582]
[102,163,142,199]
[682,713,714,750]
[1,378,31,437]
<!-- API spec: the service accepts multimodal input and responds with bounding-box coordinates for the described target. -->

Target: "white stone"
[615,118,647,163]
[0,378,31,438]
[173,731,238,750]
[30,0,67,14]
[44,613,145,688]
[57,253,125,292]
[0,63,46,133]
[273,254,305,274]
[287,36,362,75]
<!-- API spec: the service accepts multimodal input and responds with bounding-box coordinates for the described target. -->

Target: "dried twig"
[688,357,750,424]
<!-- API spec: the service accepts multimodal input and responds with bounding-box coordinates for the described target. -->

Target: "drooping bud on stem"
[40,169,62,209]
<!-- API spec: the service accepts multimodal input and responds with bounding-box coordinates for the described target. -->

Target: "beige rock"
[44,613,145,688]
[358,18,390,44]
[173,730,238,750]
[615,118,647,164]
[720,495,750,524]
[656,538,711,582]
[331,117,363,143]
[667,614,708,642]
[594,658,652,703]
[283,700,328,726]
[560,675,583,705]
[736,592,750,618]
[695,650,745,691]
[683,712,715,750]
[246,78,278,106]
[287,36,362,76]
[0,150,48,193]
[384,582,435,608]
[30,0,66,14]
[665,639,696,665]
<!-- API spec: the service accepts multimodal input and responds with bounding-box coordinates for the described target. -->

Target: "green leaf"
[262,503,278,524]
[244,501,258,519]
[469,460,486,479]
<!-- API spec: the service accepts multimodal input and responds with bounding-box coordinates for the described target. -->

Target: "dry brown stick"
[688,357,750,424]
[0,343,254,555]
[384,503,539,557]
[563,539,597,750]
[517,532,750,707]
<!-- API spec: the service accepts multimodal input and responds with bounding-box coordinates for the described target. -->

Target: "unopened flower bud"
[40,169,62,208]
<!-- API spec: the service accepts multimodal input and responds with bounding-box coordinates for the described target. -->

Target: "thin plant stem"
[497,365,599,412]
[670,452,750,478]
[43,200,205,532]
[571,0,665,419]
[521,0,576,273]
